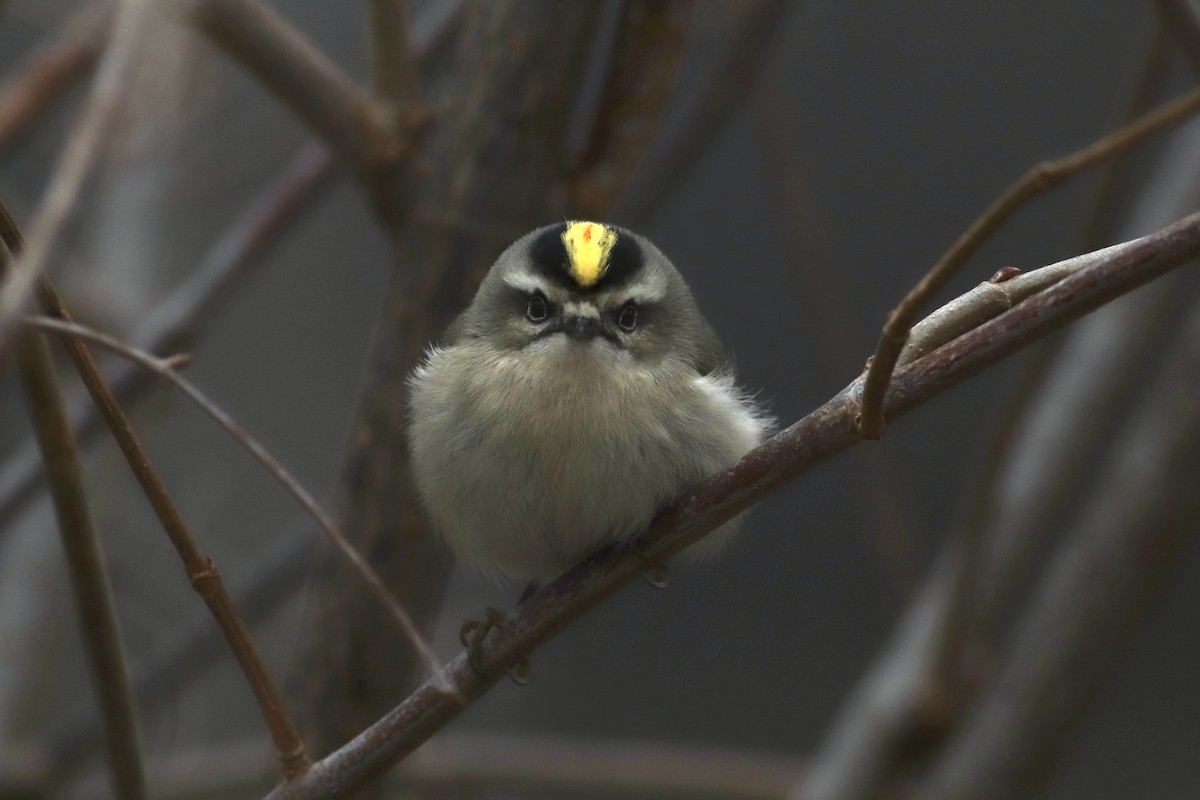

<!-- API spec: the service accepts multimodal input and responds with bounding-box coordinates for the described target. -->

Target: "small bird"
[409,221,769,584]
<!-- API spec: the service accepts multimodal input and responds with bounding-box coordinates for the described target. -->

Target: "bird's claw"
[459,607,533,684]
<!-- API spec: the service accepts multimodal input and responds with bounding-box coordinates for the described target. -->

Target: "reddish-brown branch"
[570,0,694,219]
[0,201,309,780]
[263,207,1200,800]
[366,0,425,132]
[857,84,1200,438]
[0,8,110,159]
[40,285,310,780]
[13,335,147,799]
[0,0,156,336]
[188,0,402,182]
[20,314,447,690]
[0,145,333,535]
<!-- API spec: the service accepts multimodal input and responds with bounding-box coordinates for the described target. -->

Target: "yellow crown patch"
[561,221,617,288]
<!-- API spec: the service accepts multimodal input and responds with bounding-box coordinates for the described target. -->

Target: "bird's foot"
[634,545,670,589]
[459,607,533,684]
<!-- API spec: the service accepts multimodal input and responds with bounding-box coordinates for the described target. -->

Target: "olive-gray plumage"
[409,223,767,581]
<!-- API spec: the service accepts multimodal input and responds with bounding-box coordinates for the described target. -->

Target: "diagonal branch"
[188,0,402,182]
[366,0,425,131]
[0,6,111,159]
[0,0,156,339]
[264,207,1200,800]
[34,282,312,781]
[21,315,448,690]
[611,0,790,223]
[0,144,334,536]
[12,333,146,799]
[0,194,313,776]
[857,83,1200,438]
[916,292,1200,800]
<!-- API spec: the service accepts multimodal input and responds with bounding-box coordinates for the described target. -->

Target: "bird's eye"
[617,301,638,332]
[526,293,549,323]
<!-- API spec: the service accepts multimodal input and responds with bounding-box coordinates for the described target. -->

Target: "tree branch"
[0,144,334,536]
[0,6,110,159]
[569,0,694,219]
[52,526,313,769]
[33,282,311,781]
[188,0,401,181]
[13,334,146,800]
[611,0,790,223]
[0,193,312,776]
[916,292,1200,800]
[21,314,447,690]
[366,0,424,131]
[0,0,156,339]
[298,0,606,757]
[265,207,1200,800]
[857,83,1200,438]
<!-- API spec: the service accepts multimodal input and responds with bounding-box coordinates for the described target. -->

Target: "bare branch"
[66,733,800,800]
[33,281,311,781]
[857,84,1200,438]
[12,334,146,799]
[0,185,311,775]
[0,144,333,535]
[265,209,1200,800]
[916,294,1200,800]
[21,315,449,692]
[897,251,1116,366]
[188,0,400,181]
[570,0,694,219]
[366,0,424,131]
[299,0,606,756]
[0,0,156,339]
[611,0,790,222]
[52,528,313,769]
[1076,24,1169,253]
[0,6,110,159]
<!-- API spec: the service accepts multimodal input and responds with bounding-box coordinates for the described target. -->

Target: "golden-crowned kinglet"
[409,221,768,582]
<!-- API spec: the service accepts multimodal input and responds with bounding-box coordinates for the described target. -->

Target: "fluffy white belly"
[409,343,766,581]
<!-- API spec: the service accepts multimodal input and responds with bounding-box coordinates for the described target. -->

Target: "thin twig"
[916,294,1200,800]
[611,0,790,223]
[21,315,450,693]
[264,210,1200,800]
[53,526,314,769]
[857,83,1200,438]
[0,189,310,777]
[0,6,111,159]
[1076,23,1170,253]
[0,144,334,535]
[188,0,401,181]
[923,22,1174,708]
[569,0,694,219]
[37,282,311,781]
[0,0,156,337]
[13,335,147,800]
[366,0,424,132]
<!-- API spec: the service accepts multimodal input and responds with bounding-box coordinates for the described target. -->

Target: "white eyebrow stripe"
[502,273,547,294]
[562,300,601,319]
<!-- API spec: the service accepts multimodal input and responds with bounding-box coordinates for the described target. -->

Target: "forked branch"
[262,207,1200,800]
[857,83,1200,438]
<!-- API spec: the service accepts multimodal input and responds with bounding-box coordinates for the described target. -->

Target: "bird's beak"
[562,315,603,341]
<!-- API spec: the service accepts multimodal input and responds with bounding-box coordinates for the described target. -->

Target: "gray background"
[1,1,1197,797]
